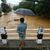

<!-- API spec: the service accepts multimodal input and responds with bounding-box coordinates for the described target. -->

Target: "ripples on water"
[0,12,50,29]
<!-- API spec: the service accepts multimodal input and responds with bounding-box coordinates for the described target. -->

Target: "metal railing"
[6,28,50,31]
[5,28,50,40]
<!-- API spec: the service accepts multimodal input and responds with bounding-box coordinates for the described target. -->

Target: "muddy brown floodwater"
[0,12,50,29]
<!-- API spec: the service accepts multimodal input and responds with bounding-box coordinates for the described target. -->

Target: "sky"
[0,0,22,5]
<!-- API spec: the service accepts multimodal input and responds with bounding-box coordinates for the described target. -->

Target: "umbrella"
[14,8,35,16]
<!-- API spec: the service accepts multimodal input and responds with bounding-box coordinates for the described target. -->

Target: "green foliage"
[13,1,35,13]
[13,5,19,10]
[23,0,50,18]
[1,3,11,14]
[13,0,50,18]
[19,2,34,9]
[1,0,5,2]
[1,0,6,3]
[35,0,50,17]
[35,2,44,15]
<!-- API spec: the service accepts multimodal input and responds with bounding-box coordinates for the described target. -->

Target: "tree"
[13,5,19,10]
[35,2,44,15]
[1,0,11,15]
[35,0,50,18]
[13,1,35,13]
[13,0,50,18]
[24,0,50,18]
[1,3,11,14]
[1,0,6,3]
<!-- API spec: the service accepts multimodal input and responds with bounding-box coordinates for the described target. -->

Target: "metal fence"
[5,28,50,40]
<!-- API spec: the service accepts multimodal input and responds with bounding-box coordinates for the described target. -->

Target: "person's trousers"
[37,34,43,44]
[37,34,43,39]
[1,34,7,44]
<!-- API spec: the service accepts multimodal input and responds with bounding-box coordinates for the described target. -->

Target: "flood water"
[0,12,50,29]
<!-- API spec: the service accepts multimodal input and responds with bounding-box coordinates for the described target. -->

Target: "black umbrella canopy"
[15,8,35,16]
